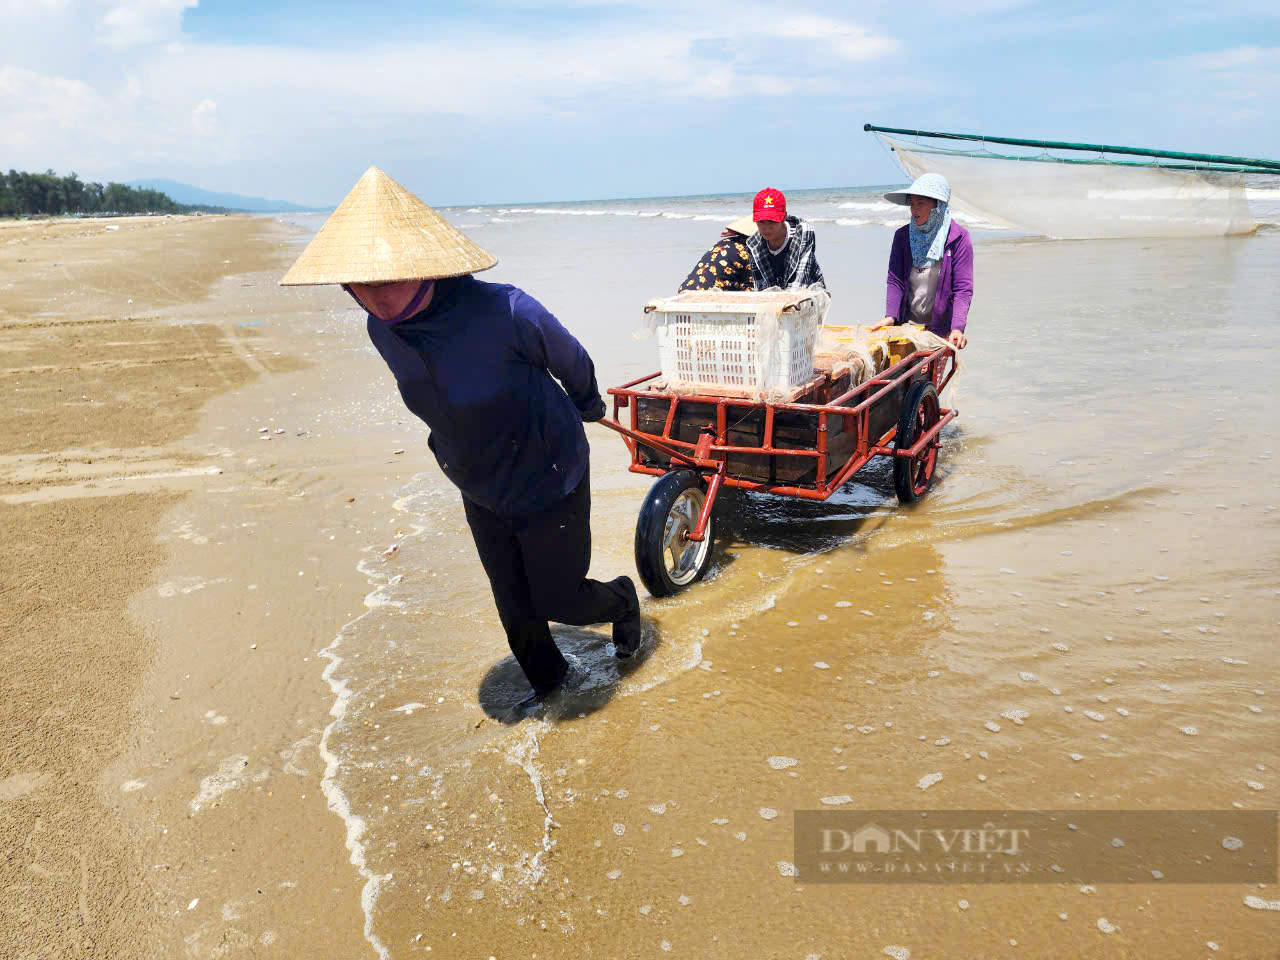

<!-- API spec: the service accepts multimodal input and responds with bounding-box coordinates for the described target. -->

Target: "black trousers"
[463,472,633,695]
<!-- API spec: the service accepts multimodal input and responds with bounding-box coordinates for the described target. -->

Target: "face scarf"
[908,201,952,268]
[343,279,435,324]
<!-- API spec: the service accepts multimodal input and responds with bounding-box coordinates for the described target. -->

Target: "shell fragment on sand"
[917,772,944,791]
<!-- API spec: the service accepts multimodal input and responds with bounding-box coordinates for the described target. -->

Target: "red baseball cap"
[753,187,786,223]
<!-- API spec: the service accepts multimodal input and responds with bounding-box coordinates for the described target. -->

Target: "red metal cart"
[600,344,959,596]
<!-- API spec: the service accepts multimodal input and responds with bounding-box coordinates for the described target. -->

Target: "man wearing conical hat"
[282,168,644,714]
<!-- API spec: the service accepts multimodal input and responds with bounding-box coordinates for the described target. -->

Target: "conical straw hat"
[725,213,757,236]
[279,167,496,286]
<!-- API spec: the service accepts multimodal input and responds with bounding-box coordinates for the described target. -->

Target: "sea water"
[281,182,1280,958]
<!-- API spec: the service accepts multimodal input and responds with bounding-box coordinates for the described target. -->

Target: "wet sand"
[2,210,1278,960]
[0,214,397,957]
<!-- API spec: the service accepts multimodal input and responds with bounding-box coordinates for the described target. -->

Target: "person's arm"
[509,288,605,421]
[947,230,974,348]
[808,232,826,289]
[884,229,906,325]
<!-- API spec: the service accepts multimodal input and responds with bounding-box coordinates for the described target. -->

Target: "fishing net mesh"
[880,134,1257,239]
[817,323,960,405]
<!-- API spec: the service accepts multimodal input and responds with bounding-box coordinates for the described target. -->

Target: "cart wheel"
[635,470,715,597]
[893,380,941,504]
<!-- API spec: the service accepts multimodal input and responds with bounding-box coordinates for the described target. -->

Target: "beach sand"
[2,206,1278,960]
[0,214,400,957]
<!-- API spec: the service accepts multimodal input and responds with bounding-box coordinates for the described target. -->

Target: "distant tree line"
[0,169,226,217]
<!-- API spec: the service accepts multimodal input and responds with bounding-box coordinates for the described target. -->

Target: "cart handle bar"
[596,417,710,469]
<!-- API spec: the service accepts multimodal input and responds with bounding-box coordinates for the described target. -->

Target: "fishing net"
[816,323,960,405]
[817,323,951,379]
[879,133,1257,239]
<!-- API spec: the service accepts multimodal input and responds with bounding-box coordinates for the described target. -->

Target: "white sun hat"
[884,172,951,207]
[280,166,496,286]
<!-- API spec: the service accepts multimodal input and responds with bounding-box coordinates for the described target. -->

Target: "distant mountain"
[126,178,323,213]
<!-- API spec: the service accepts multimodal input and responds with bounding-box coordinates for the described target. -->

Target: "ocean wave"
[454,201,1008,231]
[837,200,897,212]
[481,205,735,222]
[495,206,610,217]
[831,216,902,227]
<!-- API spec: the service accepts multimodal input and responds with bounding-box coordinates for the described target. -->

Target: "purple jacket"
[885,220,974,336]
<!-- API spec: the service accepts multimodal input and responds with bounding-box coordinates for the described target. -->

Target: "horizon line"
[285,181,915,213]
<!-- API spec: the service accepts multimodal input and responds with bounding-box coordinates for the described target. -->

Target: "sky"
[2,0,1278,207]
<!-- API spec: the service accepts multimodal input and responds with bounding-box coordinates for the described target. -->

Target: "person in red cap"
[745,187,825,291]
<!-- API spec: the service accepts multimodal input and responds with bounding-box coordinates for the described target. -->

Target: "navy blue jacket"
[367,276,602,518]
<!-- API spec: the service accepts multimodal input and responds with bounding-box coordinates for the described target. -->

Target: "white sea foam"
[838,200,897,212]
[506,723,556,887]
[190,755,250,813]
[449,196,997,231]
[317,580,395,960]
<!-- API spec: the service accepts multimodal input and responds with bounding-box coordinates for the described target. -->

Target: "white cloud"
[1178,45,1280,72]
[0,0,72,16]
[0,0,901,197]
[773,14,897,61]
[0,65,104,133]
[1139,44,1280,142]
[191,97,218,135]
[97,0,198,49]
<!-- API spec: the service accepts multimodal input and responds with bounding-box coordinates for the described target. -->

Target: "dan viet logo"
[811,819,1033,879]
[824,821,1030,856]
[793,810,1278,885]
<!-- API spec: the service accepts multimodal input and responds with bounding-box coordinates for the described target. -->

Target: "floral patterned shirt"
[679,234,754,291]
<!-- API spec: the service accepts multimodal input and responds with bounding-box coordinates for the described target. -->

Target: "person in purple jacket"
[279,167,643,719]
[880,173,973,349]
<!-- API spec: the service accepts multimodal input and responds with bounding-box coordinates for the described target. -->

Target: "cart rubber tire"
[893,380,942,504]
[634,470,715,598]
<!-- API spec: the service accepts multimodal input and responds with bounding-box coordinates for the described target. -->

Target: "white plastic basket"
[645,290,829,394]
